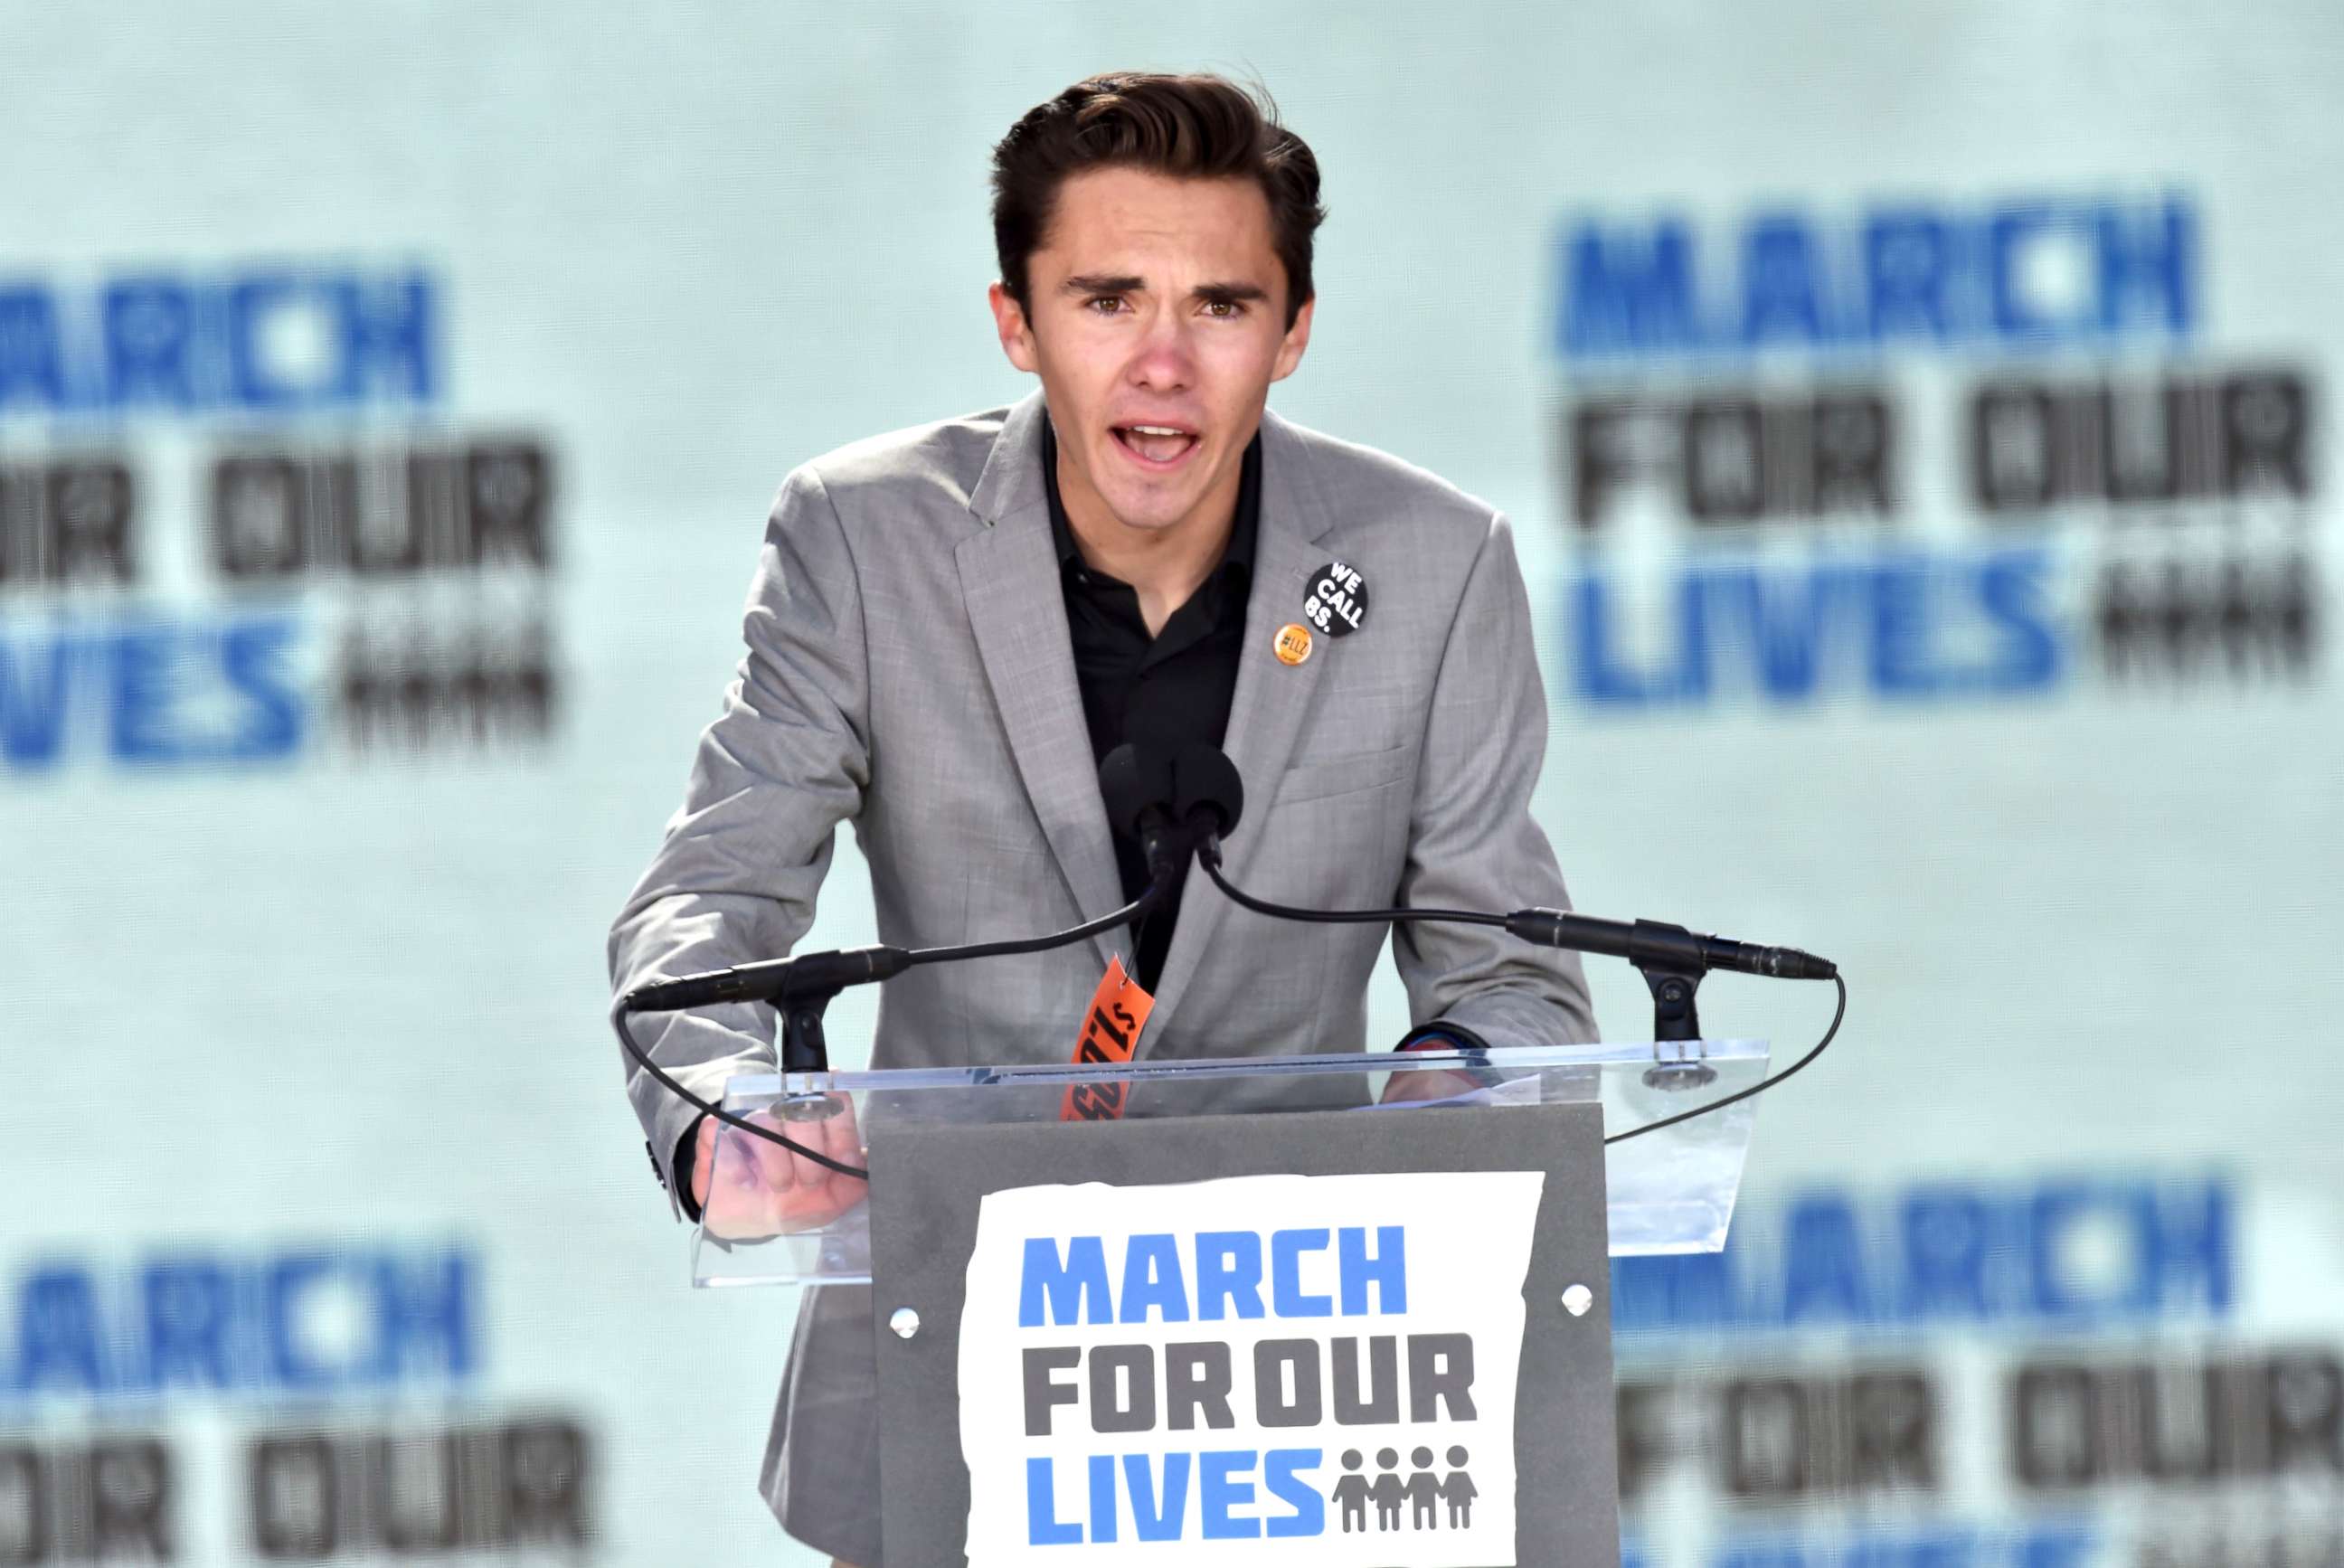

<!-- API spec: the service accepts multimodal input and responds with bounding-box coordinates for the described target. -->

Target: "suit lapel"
[959,391,1129,966]
[1142,409,1338,1049]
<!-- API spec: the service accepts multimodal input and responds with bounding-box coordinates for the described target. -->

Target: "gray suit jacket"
[606,388,1595,1559]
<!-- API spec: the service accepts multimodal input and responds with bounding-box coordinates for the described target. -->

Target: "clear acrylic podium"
[691,1038,1765,1567]
[693,1038,1767,1287]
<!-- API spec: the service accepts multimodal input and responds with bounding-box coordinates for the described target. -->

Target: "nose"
[1125,305,1196,393]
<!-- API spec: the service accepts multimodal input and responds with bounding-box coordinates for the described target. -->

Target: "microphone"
[1171,743,1244,864]
[1100,742,1189,883]
[1504,911,1836,981]
[623,944,911,1013]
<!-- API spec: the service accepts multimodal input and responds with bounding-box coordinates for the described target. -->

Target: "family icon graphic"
[1329,1446,1477,1533]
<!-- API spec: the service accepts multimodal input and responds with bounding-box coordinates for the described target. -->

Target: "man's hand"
[1377,1063,1486,1106]
[695,1097,868,1240]
[1379,1029,1501,1106]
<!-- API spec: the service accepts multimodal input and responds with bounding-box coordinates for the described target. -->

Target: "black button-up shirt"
[1044,418,1262,990]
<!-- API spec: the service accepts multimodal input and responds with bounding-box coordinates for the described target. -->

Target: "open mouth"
[1111,423,1201,468]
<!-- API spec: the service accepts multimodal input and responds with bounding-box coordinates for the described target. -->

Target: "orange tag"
[1061,955,1155,1121]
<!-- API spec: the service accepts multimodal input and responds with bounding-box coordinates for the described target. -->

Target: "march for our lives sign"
[958,1171,1546,1567]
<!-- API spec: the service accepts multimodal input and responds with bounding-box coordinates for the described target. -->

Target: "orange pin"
[1273,622,1314,666]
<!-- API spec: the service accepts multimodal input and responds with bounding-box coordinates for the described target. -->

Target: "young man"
[608,71,1596,1565]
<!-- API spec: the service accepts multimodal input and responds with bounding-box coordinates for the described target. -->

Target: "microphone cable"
[1195,854,1849,1147]
[611,875,1170,1185]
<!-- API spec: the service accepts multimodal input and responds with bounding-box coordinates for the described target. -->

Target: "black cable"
[908,878,1165,965]
[1200,855,1507,930]
[611,1007,872,1182]
[614,878,1171,1192]
[1603,972,1847,1145]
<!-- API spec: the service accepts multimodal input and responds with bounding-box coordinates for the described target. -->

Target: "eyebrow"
[1059,274,1271,307]
[1061,273,1145,296]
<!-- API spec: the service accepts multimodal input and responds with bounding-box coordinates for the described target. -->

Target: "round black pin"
[1301,560,1369,638]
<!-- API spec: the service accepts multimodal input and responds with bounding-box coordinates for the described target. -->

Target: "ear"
[1270,294,1315,383]
[988,281,1039,374]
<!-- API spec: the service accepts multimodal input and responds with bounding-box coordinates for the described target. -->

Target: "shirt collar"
[1043,416,1262,584]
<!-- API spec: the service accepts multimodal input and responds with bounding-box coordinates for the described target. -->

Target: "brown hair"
[990,72,1327,328]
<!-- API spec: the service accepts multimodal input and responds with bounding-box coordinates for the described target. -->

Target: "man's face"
[989,165,1314,536]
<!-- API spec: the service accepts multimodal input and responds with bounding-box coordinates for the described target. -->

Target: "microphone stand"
[1638,966,1712,1085]
[612,873,1175,1178]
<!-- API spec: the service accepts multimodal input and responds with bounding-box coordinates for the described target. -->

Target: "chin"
[1101,490,1197,533]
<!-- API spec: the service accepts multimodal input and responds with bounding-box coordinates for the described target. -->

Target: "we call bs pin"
[1302,561,1368,638]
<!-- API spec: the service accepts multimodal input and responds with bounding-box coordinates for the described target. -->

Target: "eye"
[1202,299,1245,319]
[1085,295,1126,316]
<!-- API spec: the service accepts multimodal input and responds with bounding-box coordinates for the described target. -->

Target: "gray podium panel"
[866,1102,1619,1567]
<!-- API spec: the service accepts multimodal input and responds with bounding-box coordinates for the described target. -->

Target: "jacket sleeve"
[606,466,872,1219]
[1389,511,1599,1050]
